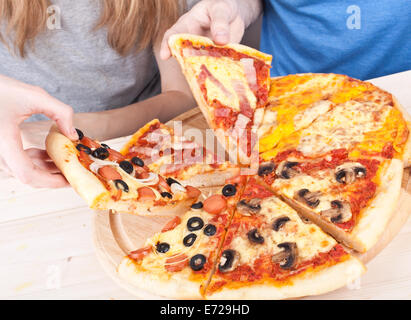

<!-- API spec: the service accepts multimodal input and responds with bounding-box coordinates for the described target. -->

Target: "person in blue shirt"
[161,0,411,80]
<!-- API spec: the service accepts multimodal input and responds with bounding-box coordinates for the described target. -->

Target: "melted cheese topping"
[186,56,257,111]
[228,196,336,266]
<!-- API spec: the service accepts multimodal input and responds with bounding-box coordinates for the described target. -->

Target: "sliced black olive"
[166,177,181,186]
[187,217,204,231]
[218,249,240,272]
[272,216,291,231]
[101,143,110,149]
[131,157,145,167]
[161,192,173,199]
[236,198,262,215]
[204,224,217,236]
[247,229,264,244]
[272,242,298,270]
[119,161,134,174]
[222,184,237,197]
[335,162,367,184]
[92,147,110,160]
[76,144,91,154]
[191,202,204,210]
[294,189,321,208]
[75,128,84,140]
[183,233,197,247]
[276,161,299,179]
[258,162,276,177]
[321,200,352,224]
[114,180,129,193]
[190,254,206,271]
[156,242,170,253]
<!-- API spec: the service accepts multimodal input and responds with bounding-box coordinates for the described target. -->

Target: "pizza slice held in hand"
[206,178,365,299]
[169,34,272,164]
[46,126,201,216]
[117,179,246,299]
[120,119,240,188]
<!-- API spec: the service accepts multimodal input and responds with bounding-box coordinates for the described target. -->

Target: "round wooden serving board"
[92,108,411,300]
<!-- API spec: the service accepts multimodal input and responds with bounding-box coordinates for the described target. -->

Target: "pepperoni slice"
[138,187,156,200]
[81,137,101,149]
[108,149,125,162]
[98,166,122,181]
[78,150,93,168]
[185,185,201,199]
[128,246,152,261]
[165,254,188,272]
[161,216,182,233]
[203,195,227,214]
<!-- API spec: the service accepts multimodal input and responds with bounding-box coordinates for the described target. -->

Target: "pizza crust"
[206,256,365,300]
[392,96,411,167]
[117,257,204,299]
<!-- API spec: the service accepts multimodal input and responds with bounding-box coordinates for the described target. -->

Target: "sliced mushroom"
[275,161,300,179]
[258,162,276,177]
[321,200,352,224]
[236,198,262,215]
[293,189,321,208]
[218,249,240,272]
[335,162,367,184]
[272,242,298,270]
[272,216,291,231]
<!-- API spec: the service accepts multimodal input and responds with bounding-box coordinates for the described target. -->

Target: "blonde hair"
[0,0,183,57]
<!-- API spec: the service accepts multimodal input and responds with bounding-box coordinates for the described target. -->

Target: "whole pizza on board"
[46,33,411,299]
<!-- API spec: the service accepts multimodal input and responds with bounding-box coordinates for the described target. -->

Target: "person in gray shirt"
[0,0,214,188]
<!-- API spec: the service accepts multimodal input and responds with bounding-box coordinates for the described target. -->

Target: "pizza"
[118,177,365,299]
[117,178,246,299]
[46,126,201,216]
[168,34,272,164]
[120,119,240,187]
[257,153,403,252]
[205,178,365,299]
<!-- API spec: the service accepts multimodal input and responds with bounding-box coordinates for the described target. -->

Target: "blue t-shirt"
[261,0,411,80]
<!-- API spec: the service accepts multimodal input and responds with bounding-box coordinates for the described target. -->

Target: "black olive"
[187,217,204,231]
[166,177,181,186]
[101,143,110,149]
[204,224,217,236]
[222,184,237,197]
[190,254,206,271]
[156,242,170,253]
[119,161,134,174]
[183,233,197,247]
[191,202,204,209]
[92,147,110,160]
[76,144,91,154]
[258,162,276,177]
[247,229,264,244]
[131,157,145,167]
[114,180,129,193]
[218,249,237,272]
[272,216,291,231]
[75,128,84,140]
[161,192,173,199]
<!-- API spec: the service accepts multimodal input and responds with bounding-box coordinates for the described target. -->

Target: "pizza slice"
[205,178,365,299]
[256,151,403,252]
[260,85,411,164]
[120,119,240,187]
[117,178,246,299]
[168,34,272,164]
[46,126,201,216]
[258,74,380,154]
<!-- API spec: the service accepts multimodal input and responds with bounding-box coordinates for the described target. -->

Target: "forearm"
[74,90,196,141]
[236,0,263,27]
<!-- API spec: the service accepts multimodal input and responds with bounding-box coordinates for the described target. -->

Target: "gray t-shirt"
[0,0,197,121]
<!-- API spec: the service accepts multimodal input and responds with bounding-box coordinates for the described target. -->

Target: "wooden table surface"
[2,70,411,300]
